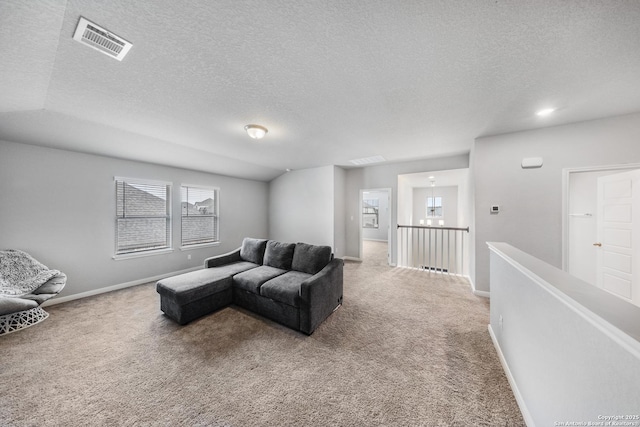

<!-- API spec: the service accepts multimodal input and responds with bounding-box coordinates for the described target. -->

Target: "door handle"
[593,242,602,247]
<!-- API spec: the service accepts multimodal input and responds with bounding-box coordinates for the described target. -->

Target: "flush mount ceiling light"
[244,124,268,139]
[536,108,556,117]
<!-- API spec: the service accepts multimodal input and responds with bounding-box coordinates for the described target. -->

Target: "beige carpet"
[0,241,524,426]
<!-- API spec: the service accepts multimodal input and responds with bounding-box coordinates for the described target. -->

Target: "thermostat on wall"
[490,205,500,214]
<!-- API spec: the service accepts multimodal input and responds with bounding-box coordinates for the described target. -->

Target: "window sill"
[180,242,220,251]
[113,248,174,261]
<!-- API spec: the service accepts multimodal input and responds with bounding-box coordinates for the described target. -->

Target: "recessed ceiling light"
[244,124,268,139]
[536,108,555,117]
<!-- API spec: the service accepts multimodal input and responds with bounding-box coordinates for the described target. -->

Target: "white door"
[596,170,640,307]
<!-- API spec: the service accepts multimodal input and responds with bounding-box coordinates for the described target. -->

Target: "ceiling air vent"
[349,155,386,166]
[72,17,132,61]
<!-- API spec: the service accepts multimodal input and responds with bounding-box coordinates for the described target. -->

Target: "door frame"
[359,187,392,264]
[561,162,640,273]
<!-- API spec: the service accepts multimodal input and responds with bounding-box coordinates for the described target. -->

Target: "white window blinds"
[181,186,219,247]
[115,178,171,255]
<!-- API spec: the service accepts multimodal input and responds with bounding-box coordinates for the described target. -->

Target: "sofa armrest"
[204,248,241,268]
[299,258,344,335]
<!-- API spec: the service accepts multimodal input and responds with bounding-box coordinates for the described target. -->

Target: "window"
[181,185,219,247]
[427,196,443,218]
[363,198,379,228]
[115,178,172,256]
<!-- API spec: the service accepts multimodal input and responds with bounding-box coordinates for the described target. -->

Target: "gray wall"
[333,166,347,257]
[268,165,335,249]
[0,140,268,299]
[344,154,470,263]
[473,112,640,293]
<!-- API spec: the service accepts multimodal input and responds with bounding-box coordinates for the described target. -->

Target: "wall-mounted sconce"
[438,220,445,227]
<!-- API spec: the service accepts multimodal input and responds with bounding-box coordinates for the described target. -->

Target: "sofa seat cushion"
[213,261,260,276]
[240,238,268,265]
[260,271,312,307]
[157,268,235,305]
[233,266,287,295]
[292,243,332,275]
[263,240,295,270]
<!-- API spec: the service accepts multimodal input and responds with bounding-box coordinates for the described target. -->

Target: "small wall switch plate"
[521,157,543,169]
[490,205,500,214]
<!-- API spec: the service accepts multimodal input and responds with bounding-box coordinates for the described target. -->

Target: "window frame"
[180,184,220,250]
[426,196,443,218]
[113,177,173,260]
[362,198,379,229]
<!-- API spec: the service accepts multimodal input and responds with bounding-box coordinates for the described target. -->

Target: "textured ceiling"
[1,0,640,181]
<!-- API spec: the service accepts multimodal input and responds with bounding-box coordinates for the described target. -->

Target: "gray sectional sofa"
[156,238,343,335]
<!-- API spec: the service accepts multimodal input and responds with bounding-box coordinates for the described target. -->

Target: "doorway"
[360,188,391,265]
[563,164,640,307]
[396,169,470,276]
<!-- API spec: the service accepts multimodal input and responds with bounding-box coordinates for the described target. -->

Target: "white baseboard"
[362,238,388,242]
[342,256,363,262]
[42,266,201,307]
[488,325,535,427]
[468,276,490,298]
[473,289,490,298]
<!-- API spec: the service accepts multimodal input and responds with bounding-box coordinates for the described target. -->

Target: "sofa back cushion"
[292,242,333,275]
[240,238,268,265]
[263,240,296,270]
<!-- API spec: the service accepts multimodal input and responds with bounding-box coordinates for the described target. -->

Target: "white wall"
[0,140,269,299]
[472,112,640,293]
[268,165,336,249]
[397,175,413,226]
[488,243,640,426]
[412,185,458,227]
[345,154,470,263]
[362,190,390,241]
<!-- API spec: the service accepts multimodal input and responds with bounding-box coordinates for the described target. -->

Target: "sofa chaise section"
[156,256,260,325]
